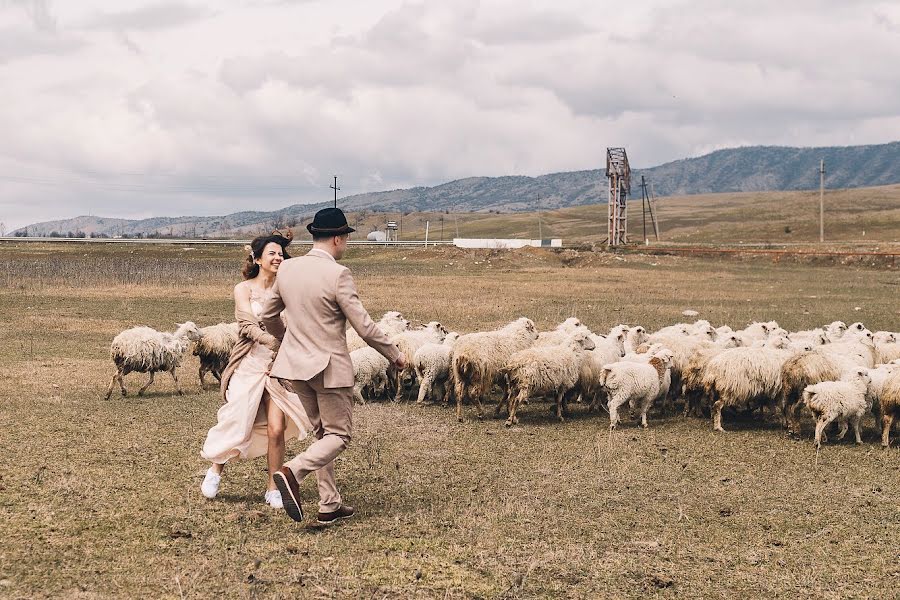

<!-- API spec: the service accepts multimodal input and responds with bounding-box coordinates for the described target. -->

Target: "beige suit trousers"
[284,371,353,512]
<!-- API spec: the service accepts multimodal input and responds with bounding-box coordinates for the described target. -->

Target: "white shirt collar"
[307,248,336,262]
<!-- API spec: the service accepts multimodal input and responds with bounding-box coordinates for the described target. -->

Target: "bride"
[199,230,311,508]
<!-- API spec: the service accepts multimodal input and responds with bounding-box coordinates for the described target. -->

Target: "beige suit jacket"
[259,249,401,388]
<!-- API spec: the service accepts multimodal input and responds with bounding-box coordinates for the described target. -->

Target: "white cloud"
[0,0,898,229]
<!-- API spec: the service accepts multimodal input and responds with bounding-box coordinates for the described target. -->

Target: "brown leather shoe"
[317,504,355,524]
[272,467,303,522]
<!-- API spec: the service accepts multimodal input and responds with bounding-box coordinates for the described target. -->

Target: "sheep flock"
[105,312,900,449]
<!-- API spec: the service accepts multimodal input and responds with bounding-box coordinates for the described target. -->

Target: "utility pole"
[0,222,5,237]
[440,215,444,241]
[538,213,543,240]
[330,175,340,208]
[640,176,648,244]
[819,159,825,243]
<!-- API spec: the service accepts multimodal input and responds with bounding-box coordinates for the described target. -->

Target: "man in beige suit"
[259,208,405,523]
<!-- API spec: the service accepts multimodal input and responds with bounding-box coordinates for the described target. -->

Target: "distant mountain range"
[15,141,900,237]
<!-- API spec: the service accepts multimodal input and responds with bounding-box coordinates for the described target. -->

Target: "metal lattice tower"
[606,147,631,246]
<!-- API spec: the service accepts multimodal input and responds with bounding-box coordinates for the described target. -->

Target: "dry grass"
[1,243,899,598]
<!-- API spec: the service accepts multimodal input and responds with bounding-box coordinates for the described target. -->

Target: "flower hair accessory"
[244,244,255,260]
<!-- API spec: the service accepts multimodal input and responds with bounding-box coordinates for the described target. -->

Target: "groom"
[259,207,406,523]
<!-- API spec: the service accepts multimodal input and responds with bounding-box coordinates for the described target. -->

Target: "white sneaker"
[265,489,283,509]
[201,467,221,499]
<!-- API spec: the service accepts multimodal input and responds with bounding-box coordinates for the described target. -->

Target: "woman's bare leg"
[265,393,286,492]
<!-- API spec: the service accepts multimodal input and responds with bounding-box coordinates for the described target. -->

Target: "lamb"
[453,317,538,421]
[413,333,460,405]
[392,321,448,401]
[192,322,239,389]
[599,349,674,429]
[878,369,900,447]
[346,311,410,352]
[501,331,596,426]
[351,347,392,403]
[863,361,900,416]
[737,321,777,343]
[105,322,203,399]
[703,343,794,432]
[802,369,871,448]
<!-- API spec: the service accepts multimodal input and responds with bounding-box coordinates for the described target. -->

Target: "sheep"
[738,321,777,343]
[781,335,879,435]
[534,317,588,347]
[576,328,628,412]
[351,346,393,404]
[599,348,674,429]
[680,334,745,417]
[824,320,848,342]
[623,325,649,354]
[873,332,900,364]
[105,322,202,399]
[703,343,795,432]
[453,317,538,421]
[413,333,460,405]
[802,369,871,448]
[878,369,900,447]
[392,321,448,401]
[192,322,239,389]
[346,311,410,352]
[863,361,900,416]
[501,331,596,426]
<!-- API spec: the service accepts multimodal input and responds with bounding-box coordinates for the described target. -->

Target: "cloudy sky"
[2,0,900,230]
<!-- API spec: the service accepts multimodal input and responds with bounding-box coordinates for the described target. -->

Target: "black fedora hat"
[307,207,355,236]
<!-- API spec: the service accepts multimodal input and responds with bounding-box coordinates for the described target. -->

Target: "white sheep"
[351,346,392,403]
[824,320,848,342]
[534,317,588,347]
[703,344,795,432]
[577,328,628,412]
[501,331,596,426]
[105,322,202,399]
[802,369,871,448]
[878,369,900,447]
[599,348,674,429]
[623,325,649,354]
[392,321,448,401]
[192,322,239,389]
[453,317,538,421]
[346,311,410,352]
[413,332,460,405]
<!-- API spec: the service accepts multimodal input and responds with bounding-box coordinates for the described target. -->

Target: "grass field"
[1,242,898,598]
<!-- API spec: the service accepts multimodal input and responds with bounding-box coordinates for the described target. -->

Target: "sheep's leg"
[851,415,863,444]
[455,384,465,423]
[608,395,627,430]
[392,368,404,403]
[105,369,121,400]
[640,397,653,429]
[814,415,834,449]
[506,390,526,427]
[712,398,727,433]
[835,418,849,441]
[170,368,184,396]
[496,385,511,416]
[137,371,155,396]
[118,369,128,397]
[441,380,453,406]
[353,385,365,405]
[198,366,207,390]
[416,375,432,405]
[882,413,894,448]
[555,390,565,423]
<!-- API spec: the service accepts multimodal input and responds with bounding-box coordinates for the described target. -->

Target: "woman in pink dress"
[199,231,311,508]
